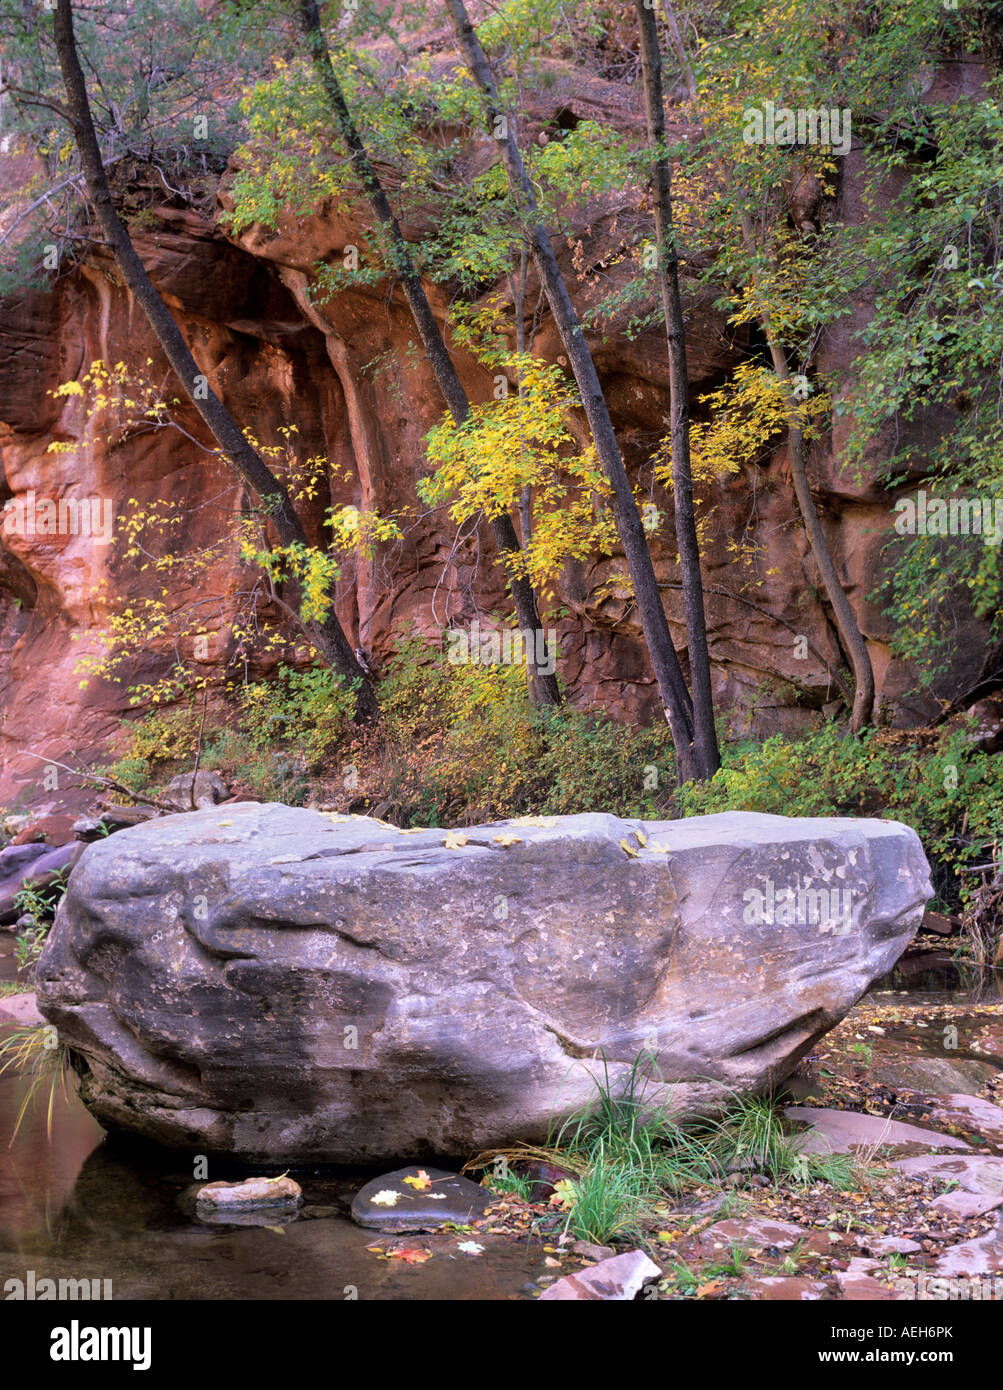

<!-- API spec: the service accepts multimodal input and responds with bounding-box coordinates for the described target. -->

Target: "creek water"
[0,935,556,1300]
[1,933,1000,1301]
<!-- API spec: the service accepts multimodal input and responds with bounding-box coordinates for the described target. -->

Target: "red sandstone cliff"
[0,59,994,810]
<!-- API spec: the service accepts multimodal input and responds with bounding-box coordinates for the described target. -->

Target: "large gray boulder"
[35,805,931,1163]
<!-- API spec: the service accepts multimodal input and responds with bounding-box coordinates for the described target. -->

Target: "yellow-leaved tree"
[55,359,399,708]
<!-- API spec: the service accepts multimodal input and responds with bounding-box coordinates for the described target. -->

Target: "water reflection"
[3,945,999,1300]
[0,1039,550,1300]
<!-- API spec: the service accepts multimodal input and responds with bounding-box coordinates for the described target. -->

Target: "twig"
[21,752,175,813]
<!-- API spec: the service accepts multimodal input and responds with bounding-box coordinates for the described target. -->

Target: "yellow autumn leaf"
[444,831,468,849]
[549,1179,578,1211]
[403,1170,432,1191]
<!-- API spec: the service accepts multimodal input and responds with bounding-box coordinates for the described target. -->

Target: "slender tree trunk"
[446,0,699,776]
[509,249,534,548]
[635,0,719,778]
[52,0,378,720]
[297,0,560,708]
[741,238,875,731]
[661,0,874,731]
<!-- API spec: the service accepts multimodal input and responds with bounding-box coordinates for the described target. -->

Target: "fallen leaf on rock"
[443,831,468,849]
[456,1241,484,1256]
[493,834,521,846]
[370,1189,401,1207]
[403,1170,431,1191]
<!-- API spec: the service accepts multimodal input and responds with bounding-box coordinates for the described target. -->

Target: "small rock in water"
[538,1250,661,1301]
[571,1240,615,1263]
[350,1167,495,1232]
[195,1175,302,1212]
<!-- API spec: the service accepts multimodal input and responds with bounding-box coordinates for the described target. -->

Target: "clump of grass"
[470,1052,879,1247]
[532,1052,718,1244]
[0,1023,70,1143]
[562,1146,652,1244]
[482,1165,535,1202]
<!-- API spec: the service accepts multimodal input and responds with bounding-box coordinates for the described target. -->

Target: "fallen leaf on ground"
[389,1248,432,1265]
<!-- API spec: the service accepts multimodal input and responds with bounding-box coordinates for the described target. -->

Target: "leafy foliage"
[679,723,1003,914]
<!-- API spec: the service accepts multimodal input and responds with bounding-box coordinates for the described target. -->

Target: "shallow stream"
[1,934,1000,1300]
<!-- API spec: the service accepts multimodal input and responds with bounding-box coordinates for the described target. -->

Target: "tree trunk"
[661,0,874,731]
[509,250,534,548]
[297,0,560,709]
[446,0,698,777]
[741,237,875,732]
[635,0,719,779]
[52,0,378,721]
